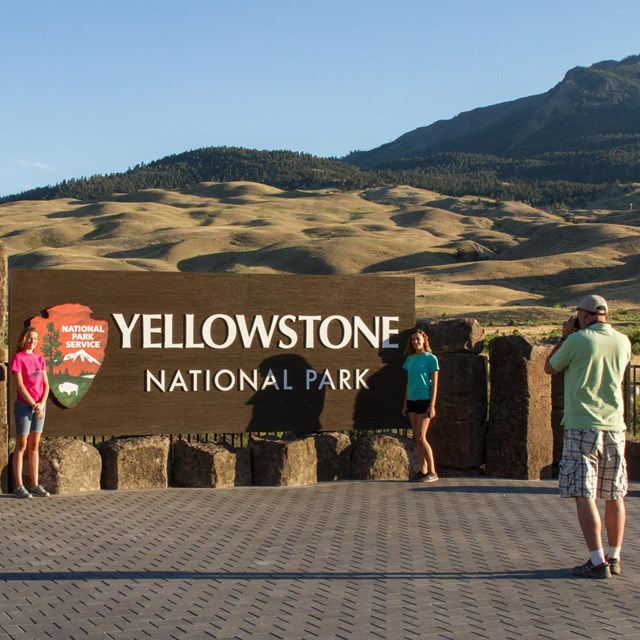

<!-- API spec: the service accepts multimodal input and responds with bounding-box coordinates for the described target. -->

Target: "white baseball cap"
[575,294,608,314]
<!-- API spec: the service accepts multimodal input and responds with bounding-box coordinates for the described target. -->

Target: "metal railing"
[39,365,639,443]
[625,364,639,437]
[174,428,412,450]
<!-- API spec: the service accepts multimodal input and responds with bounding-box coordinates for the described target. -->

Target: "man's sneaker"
[423,473,439,483]
[410,471,428,482]
[607,556,622,576]
[572,559,611,579]
[29,485,50,497]
[14,486,33,499]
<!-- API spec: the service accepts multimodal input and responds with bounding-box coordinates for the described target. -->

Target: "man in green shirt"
[545,294,631,579]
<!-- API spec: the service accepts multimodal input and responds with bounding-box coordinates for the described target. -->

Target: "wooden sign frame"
[8,271,415,437]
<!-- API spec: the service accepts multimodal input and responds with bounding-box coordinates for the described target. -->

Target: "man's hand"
[562,316,578,338]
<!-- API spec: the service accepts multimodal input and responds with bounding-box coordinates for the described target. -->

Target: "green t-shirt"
[403,352,439,401]
[549,323,631,430]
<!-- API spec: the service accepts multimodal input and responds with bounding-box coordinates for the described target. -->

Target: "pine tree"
[41,321,63,373]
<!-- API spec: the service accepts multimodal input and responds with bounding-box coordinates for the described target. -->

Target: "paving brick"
[0,480,640,638]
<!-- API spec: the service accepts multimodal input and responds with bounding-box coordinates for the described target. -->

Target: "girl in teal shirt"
[402,328,440,482]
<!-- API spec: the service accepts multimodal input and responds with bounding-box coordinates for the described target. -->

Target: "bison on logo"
[30,304,108,408]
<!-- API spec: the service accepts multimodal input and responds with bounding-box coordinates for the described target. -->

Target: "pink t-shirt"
[10,351,46,405]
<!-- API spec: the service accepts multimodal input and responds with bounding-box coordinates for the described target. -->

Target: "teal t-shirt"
[549,323,631,430]
[403,352,439,401]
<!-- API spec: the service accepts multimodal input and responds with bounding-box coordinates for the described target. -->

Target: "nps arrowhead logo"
[30,303,109,408]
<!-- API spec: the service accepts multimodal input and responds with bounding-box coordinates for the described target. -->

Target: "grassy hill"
[3,181,640,331]
[3,58,639,354]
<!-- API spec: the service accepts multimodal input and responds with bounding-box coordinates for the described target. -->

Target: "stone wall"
[419,318,488,470]
[430,353,487,469]
[485,336,553,479]
[0,312,541,491]
[2,267,635,490]
[0,242,7,493]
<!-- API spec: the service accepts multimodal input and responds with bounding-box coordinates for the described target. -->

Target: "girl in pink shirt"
[10,327,50,498]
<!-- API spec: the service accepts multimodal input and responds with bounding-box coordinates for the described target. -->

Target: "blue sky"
[2,0,639,197]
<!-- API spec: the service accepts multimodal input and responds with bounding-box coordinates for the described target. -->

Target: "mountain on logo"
[63,349,101,366]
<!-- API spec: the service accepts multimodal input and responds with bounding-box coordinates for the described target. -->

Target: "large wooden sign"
[9,271,415,437]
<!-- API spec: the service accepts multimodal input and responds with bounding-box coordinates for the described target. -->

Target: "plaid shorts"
[559,429,627,500]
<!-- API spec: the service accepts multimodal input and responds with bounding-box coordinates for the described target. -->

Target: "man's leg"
[561,430,610,577]
[601,431,627,573]
[575,497,603,552]
[572,497,610,577]
[604,498,625,549]
[604,498,625,574]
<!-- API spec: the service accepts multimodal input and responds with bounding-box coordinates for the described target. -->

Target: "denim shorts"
[14,401,46,436]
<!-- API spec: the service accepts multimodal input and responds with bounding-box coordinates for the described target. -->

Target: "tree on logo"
[41,321,63,373]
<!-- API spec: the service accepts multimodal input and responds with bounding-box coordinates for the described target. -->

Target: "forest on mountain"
[3,55,639,209]
[1,145,631,209]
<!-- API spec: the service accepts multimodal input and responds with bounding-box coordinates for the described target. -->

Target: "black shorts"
[406,399,430,414]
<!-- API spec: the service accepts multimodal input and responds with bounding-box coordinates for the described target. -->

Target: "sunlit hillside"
[2,181,640,329]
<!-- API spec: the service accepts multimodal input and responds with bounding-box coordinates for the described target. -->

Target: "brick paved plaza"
[1,478,639,639]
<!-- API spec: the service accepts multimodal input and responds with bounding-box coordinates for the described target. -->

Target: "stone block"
[351,433,417,480]
[172,439,250,488]
[418,318,485,354]
[429,353,487,469]
[32,438,101,494]
[0,423,8,494]
[431,419,487,471]
[99,435,170,490]
[625,432,640,481]
[314,432,352,481]
[0,243,7,492]
[551,374,565,470]
[249,434,317,486]
[485,336,553,479]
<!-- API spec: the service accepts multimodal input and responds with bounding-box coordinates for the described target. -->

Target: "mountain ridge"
[347,54,640,165]
[3,55,640,208]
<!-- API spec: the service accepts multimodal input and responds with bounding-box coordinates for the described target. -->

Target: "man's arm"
[544,315,578,375]
[544,340,563,375]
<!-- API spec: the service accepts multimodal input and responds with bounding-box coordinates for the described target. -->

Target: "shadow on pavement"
[411,483,558,495]
[0,568,575,582]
